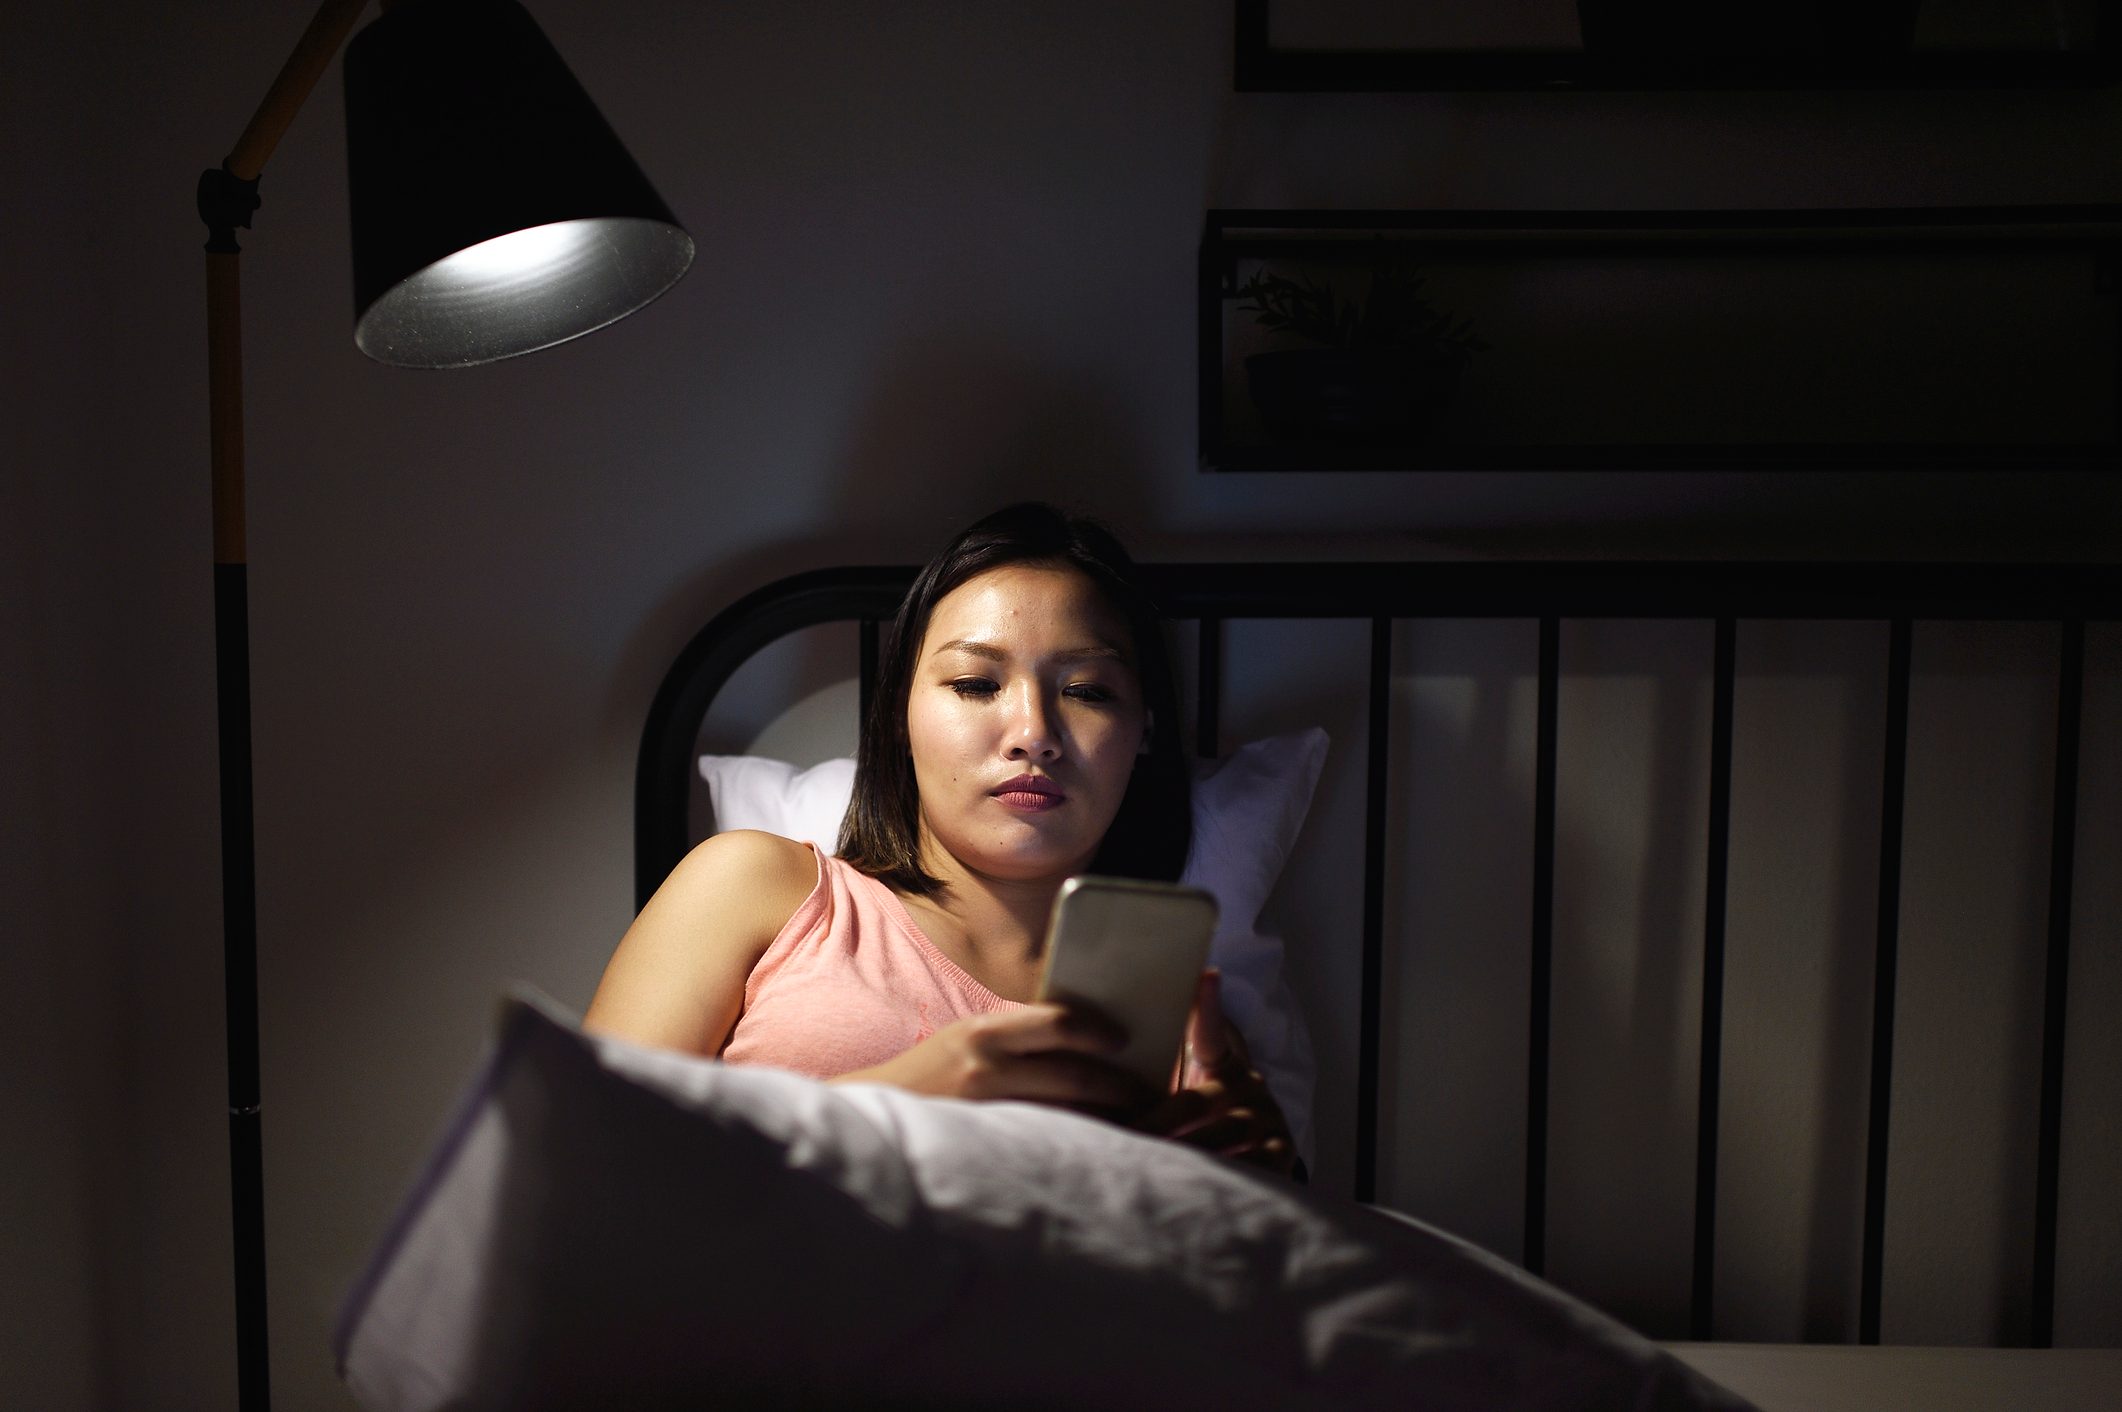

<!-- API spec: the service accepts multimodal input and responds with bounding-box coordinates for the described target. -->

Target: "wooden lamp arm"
[226,0,374,181]
[201,0,375,564]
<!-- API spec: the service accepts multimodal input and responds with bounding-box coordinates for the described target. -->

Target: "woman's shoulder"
[583,830,824,1052]
[672,829,822,923]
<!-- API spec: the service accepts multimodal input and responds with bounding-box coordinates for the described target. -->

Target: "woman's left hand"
[1137,970,1296,1176]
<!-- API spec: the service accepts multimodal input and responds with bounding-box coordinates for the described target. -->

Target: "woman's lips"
[991,776,1065,812]
[993,789,1065,812]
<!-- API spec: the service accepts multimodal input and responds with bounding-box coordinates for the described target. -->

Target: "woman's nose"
[1004,686,1060,760]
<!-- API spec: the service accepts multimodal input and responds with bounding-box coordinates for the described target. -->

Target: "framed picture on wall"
[1199,207,2122,472]
[1234,0,2122,90]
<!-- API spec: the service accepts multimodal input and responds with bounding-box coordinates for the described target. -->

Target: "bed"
[338,556,2122,1410]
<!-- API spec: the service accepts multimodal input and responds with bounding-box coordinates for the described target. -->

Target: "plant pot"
[1245,347,1464,446]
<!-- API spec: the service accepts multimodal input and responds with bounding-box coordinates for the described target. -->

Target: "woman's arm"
[582,829,819,1055]
[586,830,1152,1114]
[830,1004,1146,1113]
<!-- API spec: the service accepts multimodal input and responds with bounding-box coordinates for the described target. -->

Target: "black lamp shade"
[344,0,692,368]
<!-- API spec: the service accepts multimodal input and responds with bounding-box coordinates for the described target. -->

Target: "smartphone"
[1033,875,1218,1091]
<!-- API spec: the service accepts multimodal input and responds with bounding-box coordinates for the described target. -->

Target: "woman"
[586,503,1291,1169]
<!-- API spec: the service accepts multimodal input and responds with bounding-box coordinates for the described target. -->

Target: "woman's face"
[907,561,1147,885]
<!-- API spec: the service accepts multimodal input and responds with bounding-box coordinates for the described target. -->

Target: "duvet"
[335,995,1754,1411]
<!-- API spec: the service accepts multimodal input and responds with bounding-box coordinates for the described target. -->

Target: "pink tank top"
[720,848,1025,1078]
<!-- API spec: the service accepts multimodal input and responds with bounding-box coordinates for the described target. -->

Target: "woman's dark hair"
[837,502,1192,897]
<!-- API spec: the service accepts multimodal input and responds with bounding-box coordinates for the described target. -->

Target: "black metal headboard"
[637,559,2120,1344]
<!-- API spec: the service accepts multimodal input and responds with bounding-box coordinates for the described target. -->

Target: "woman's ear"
[1137,708,1155,757]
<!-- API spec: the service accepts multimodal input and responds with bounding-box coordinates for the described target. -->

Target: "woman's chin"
[978,851,1088,884]
[949,831,1098,884]
[919,808,1109,885]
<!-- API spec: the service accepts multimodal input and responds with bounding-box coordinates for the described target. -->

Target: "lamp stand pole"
[197,4,374,1406]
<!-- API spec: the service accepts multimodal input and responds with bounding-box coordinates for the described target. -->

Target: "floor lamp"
[196,2,691,1404]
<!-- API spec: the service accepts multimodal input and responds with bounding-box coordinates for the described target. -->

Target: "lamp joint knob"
[197,166,262,254]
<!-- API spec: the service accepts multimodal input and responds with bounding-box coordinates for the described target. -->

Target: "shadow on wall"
[1567,623,1727,1339]
[1801,641,1886,1343]
[1367,620,1721,1339]
[1401,471,2122,564]
[614,330,1166,791]
[1373,619,1900,1344]
[826,330,1164,540]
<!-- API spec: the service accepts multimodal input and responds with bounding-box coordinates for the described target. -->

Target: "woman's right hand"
[830,1003,1151,1116]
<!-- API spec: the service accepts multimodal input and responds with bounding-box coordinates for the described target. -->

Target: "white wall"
[6,1,2121,1407]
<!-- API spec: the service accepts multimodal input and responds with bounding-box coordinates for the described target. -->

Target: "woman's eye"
[945,678,1120,703]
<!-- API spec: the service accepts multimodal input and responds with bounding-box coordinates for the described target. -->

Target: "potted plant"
[1237,257,1486,446]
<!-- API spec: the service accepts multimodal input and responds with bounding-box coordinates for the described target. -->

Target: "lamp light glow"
[433,219,598,281]
[354,215,692,367]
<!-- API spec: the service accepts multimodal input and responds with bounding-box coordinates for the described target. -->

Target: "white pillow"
[1176,730,1327,1164]
[336,997,1756,1412]
[699,729,1328,1161]
[698,754,857,853]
